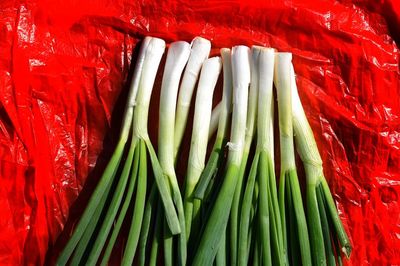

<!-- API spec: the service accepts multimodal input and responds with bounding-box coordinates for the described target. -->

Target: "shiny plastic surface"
[0,0,399,264]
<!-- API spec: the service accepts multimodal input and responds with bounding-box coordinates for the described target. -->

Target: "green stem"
[258,151,272,266]
[307,182,326,266]
[278,171,287,263]
[286,175,299,266]
[248,178,259,259]
[253,225,261,266]
[289,170,312,265]
[138,185,158,266]
[321,178,352,257]
[193,137,225,200]
[192,198,202,226]
[56,140,125,266]
[86,138,138,265]
[163,219,174,266]
[332,223,343,266]
[237,153,259,266]
[70,174,114,265]
[215,229,227,266]
[149,201,163,266]
[267,162,284,265]
[171,182,187,266]
[317,184,336,266]
[121,140,148,265]
[230,148,251,266]
[192,164,240,266]
[145,140,180,234]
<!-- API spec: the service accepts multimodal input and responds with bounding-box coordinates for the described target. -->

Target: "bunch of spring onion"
[56,35,352,266]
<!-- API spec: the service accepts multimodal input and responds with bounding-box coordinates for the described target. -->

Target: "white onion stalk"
[183,56,221,241]
[275,52,312,266]
[192,46,250,266]
[174,37,211,159]
[120,37,152,140]
[193,48,233,200]
[208,101,222,140]
[158,41,191,266]
[290,64,351,264]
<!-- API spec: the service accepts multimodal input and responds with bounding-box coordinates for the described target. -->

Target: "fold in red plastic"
[0,0,399,264]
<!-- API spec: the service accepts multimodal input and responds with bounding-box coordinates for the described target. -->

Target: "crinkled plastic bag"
[0,0,399,264]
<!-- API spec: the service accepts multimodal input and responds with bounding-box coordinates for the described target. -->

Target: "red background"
[1,0,399,265]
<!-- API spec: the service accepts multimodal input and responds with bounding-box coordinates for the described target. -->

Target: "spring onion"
[158,41,191,266]
[229,45,260,266]
[257,47,284,266]
[275,52,312,266]
[183,57,221,240]
[192,45,250,266]
[290,63,352,264]
[136,185,156,266]
[193,48,233,200]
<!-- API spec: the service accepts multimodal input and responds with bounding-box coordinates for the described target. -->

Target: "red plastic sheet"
[1,0,399,264]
